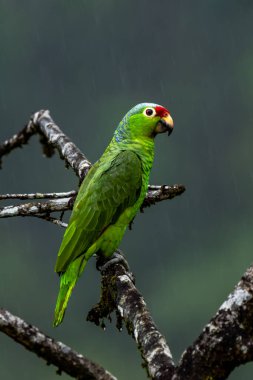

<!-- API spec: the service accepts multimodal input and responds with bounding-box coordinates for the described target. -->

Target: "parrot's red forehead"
[155,105,170,117]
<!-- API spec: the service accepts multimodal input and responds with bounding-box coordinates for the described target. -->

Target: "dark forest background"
[1,1,253,379]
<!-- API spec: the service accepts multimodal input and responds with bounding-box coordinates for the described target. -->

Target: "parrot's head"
[115,103,174,142]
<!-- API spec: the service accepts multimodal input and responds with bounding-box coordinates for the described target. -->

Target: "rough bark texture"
[0,198,71,217]
[143,184,185,208]
[173,265,253,380]
[0,123,37,168]
[32,110,92,179]
[0,185,184,221]
[87,258,175,380]
[89,259,253,380]
[0,308,117,380]
[0,190,76,200]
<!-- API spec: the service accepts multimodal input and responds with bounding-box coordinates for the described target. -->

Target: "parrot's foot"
[96,250,130,273]
[88,250,135,328]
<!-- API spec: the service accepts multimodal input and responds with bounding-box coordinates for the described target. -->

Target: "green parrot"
[53,102,174,326]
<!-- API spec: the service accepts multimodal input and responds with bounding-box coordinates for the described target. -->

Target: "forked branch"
[88,259,253,380]
[5,111,253,379]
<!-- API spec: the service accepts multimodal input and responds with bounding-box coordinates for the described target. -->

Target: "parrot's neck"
[107,135,155,174]
[130,137,155,184]
[113,118,155,166]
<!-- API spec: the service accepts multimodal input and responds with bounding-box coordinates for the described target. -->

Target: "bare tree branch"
[0,110,91,178]
[173,264,253,380]
[0,185,185,223]
[0,190,76,200]
[0,308,117,380]
[0,123,37,168]
[143,184,185,209]
[32,214,68,228]
[0,198,71,218]
[87,257,253,380]
[87,257,175,380]
[0,186,185,203]
[2,256,253,380]
[32,110,92,179]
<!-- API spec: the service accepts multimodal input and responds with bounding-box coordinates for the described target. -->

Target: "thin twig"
[0,308,117,380]
[32,214,68,228]
[0,190,76,200]
[143,184,185,209]
[0,123,37,168]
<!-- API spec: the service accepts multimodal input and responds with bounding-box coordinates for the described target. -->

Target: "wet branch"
[0,123,37,168]
[0,308,117,380]
[0,198,71,218]
[0,110,91,178]
[0,190,76,200]
[173,264,253,380]
[87,257,175,380]
[32,214,68,228]
[0,185,185,225]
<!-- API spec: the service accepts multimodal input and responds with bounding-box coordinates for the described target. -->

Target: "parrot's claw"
[96,250,130,273]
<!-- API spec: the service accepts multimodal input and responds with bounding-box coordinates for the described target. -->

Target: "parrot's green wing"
[55,150,142,273]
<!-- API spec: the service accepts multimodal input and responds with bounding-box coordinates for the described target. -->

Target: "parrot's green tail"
[53,276,76,327]
[53,256,87,327]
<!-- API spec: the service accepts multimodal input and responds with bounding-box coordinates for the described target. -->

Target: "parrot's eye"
[144,108,155,117]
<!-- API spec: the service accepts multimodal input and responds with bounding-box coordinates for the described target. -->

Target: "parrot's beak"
[155,114,174,136]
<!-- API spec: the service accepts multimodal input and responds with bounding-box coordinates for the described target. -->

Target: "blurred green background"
[1,1,253,379]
